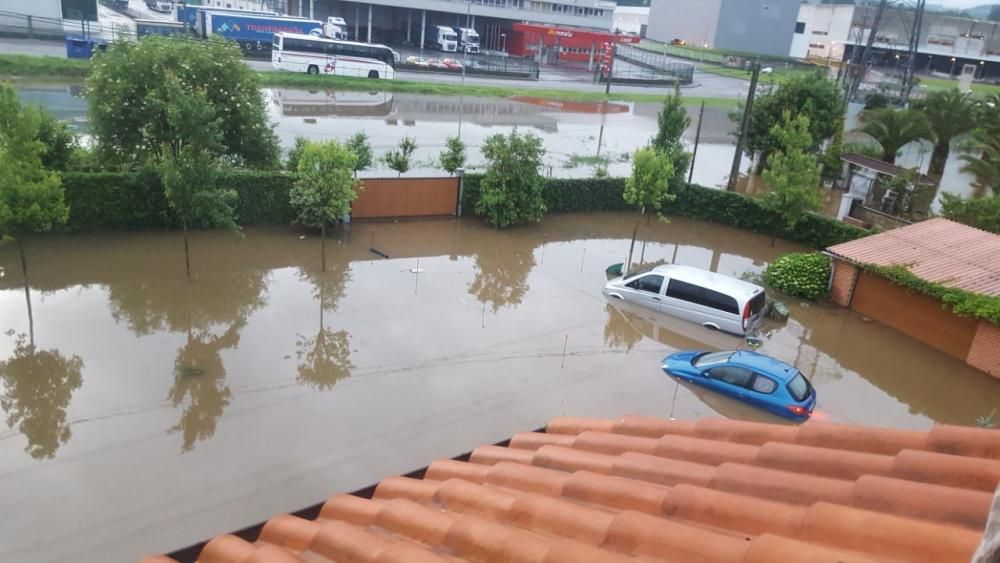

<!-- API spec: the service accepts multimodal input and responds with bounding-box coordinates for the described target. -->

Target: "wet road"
[1,214,998,561]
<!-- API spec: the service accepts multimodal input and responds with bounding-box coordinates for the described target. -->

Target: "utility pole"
[901,0,926,105]
[688,100,705,184]
[845,0,889,104]
[604,43,617,95]
[728,61,760,191]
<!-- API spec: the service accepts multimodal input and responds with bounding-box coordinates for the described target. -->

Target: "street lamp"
[980,60,986,79]
[501,33,507,54]
[950,57,957,77]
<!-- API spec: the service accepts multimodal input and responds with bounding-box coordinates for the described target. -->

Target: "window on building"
[812,30,828,36]
[794,21,806,34]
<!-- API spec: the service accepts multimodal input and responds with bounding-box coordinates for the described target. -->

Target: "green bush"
[763,252,831,301]
[219,170,295,225]
[940,193,1000,234]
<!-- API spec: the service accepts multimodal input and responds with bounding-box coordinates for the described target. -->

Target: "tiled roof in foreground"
[146,416,1000,563]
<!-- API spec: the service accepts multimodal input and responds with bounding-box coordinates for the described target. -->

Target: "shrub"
[940,193,1000,234]
[763,252,831,301]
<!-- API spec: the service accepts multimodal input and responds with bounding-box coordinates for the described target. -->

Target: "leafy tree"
[741,72,842,166]
[345,131,373,177]
[86,36,279,167]
[289,140,360,271]
[624,148,675,217]
[439,136,466,176]
[760,112,823,246]
[285,136,309,171]
[0,334,83,460]
[34,110,76,171]
[856,107,933,165]
[157,75,238,279]
[384,136,417,177]
[940,193,1000,234]
[961,135,1000,196]
[650,85,692,194]
[914,89,976,178]
[0,83,70,343]
[475,130,547,228]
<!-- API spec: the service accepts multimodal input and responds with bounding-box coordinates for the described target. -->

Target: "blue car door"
[705,365,754,402]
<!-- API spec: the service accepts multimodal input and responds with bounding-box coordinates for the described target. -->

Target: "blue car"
[662,350,816,421]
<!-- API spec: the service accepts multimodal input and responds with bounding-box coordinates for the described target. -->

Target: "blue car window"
[787,373,812,401]
[693,351,733,368]
[751,374,777,394]
[708,366,753,388]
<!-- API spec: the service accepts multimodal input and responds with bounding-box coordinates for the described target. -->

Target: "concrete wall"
[714,0,799,57]
[613,6,648,35]
[791,4,855,60]
[646,0,720,48]
[968,322,1000,379]
[6,0,63,20]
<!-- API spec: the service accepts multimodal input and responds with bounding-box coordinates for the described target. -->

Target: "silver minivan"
[603,264,766,335]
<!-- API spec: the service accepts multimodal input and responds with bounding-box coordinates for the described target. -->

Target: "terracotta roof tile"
[826,217,1000,296]
[147,417,999,563]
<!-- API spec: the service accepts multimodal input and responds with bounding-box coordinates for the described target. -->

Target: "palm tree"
[913,89,976,178]
[857,108,934,165]
[960,136,1000,196]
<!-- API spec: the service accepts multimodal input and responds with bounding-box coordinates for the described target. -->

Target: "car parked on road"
[603,264,766,336]
[661,349,816,421]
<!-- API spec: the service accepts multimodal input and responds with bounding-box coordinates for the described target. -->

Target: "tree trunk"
[928,141,950,179]
[321,223,327,272]
[625,207,642,275]
[183,221,191,280]
[17,239,34,347]
[884,150,897,165]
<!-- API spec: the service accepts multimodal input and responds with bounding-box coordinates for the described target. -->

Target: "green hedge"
[763,252,831,301]
[462,175,867,249]
[61,169,296,231]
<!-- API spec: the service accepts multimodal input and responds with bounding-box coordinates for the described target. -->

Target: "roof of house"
[840,153,933,182]
[827,217,1000,296]
[144,415,1000,563]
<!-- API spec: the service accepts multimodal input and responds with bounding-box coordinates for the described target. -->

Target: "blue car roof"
[730,350,799,381]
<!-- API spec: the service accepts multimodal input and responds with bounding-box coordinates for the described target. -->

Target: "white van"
[603,264,766,336]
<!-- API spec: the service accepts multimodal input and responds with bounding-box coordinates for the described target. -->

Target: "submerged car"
[662,349,816,421]
[604,264,766,336]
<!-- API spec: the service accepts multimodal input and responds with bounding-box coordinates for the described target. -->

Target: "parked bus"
[272,32,397,79]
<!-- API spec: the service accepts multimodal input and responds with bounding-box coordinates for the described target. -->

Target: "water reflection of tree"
[468,244,536,312]
[0,334,84,459]
[168,321,242,452]
[295,260,353,390]
[602,303,643,352]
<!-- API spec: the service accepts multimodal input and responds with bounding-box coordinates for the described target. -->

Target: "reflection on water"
[1,214,999,561]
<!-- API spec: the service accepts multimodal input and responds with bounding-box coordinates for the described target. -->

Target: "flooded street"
[1,213,998,561]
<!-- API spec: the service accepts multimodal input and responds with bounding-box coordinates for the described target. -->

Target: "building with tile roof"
[826,218,1000,378]
[145,415,1000,562]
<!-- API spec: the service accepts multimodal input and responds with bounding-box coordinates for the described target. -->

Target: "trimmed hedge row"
[59,171,867,249]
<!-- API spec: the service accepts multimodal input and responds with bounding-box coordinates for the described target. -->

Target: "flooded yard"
[1,213,998,561]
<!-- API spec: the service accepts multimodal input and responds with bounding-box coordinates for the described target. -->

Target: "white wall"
[613,6,648,35]
[646,0,720,47]
[6,0,63,20]
[792,3,855,60]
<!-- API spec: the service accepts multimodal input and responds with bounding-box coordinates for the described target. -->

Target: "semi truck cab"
[455,27,479,54]
[433,25,458,52]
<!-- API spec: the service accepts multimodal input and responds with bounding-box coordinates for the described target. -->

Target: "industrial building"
[283,0,615,51]
[0,0,97,36]
[645,0,801,58]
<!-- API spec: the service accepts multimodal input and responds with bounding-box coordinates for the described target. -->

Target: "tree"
[87,36,279,167]
[0,83,70,344]
[741,72,843,166]
[475,130,547,228]
[345,131,373,177]
[856,107,934,165]
[961,136,1000,196]
[289,140,360,271]
[940,193,1000,234]
[34,110,77,171]
[914,89,976,178]
[285,136,309,171]
[623,148,675,270]
[439,136,466,176]
[384,136,416,177]
[760,112,823,246]
[650,85,692,195]
[157,75,238,279]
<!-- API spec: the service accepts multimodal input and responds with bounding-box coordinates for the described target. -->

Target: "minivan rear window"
[748,292,766,316]
[787,373,812,402]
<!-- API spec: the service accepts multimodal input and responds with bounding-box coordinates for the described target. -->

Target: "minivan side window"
[626,274,664,294]
[708,366,753,388]
[666,279,739,314]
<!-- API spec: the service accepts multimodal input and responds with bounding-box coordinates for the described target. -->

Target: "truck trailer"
[199,11,324,52]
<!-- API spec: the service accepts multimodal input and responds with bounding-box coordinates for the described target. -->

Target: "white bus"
[272,32,397,80]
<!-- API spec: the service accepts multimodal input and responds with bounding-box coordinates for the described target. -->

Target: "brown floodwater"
[1,213,998,561]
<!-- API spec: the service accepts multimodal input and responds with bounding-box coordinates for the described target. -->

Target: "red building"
[507,23,639,64]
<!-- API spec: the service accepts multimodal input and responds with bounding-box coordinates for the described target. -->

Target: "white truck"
[325,16,348,40]
[454,27,479,54]
[429,25,458,52]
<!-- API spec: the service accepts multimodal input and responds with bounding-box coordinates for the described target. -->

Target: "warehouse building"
[645,0,801,58]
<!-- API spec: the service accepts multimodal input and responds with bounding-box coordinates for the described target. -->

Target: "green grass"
[0,53,737,107]
[919,75,1000,96]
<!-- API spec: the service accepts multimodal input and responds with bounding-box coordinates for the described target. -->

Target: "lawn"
[0,53,737,107]
[918,75,1000,96]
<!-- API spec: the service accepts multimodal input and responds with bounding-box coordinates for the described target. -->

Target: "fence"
[398,50,539,79]
[613,44,694,85]
[637,39,821,72]
[351,177,460,219]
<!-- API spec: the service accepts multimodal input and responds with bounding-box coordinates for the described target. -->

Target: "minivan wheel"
[307,65,319,75]
[368,70,379,79]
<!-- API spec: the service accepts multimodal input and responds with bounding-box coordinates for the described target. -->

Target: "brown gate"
[351,177,459,219]
[851,271,978,360]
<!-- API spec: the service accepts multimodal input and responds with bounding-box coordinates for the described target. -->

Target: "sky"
[932,0,994,7]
